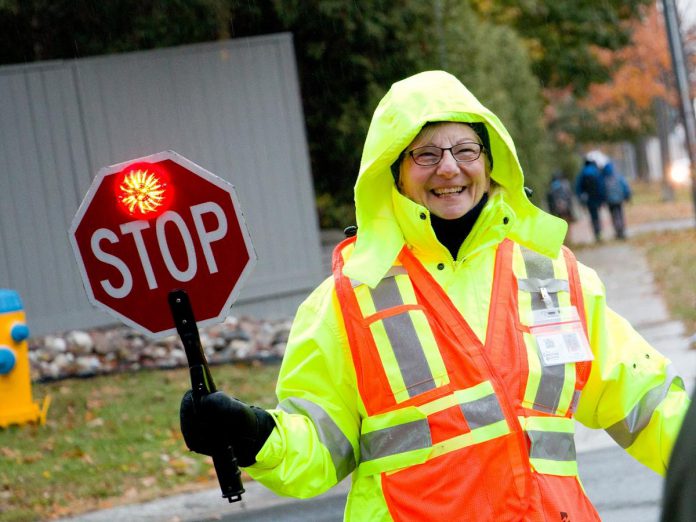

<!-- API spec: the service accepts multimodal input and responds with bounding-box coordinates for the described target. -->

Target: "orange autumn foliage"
[580,4,676,131]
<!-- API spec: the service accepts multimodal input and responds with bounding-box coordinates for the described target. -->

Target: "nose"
[435,149,459,177]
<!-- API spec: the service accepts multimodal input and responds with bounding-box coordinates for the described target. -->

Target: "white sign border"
[69,150,257,338]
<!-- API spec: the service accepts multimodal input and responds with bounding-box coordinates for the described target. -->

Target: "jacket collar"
[393,187,513,263]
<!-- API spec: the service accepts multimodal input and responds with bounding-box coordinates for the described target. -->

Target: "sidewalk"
[58,213,696,522]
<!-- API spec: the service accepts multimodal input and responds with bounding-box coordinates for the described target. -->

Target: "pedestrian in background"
[575,156,605,242]
[179,71,689,521]
[546,171,576,238]
[602,160,631,240]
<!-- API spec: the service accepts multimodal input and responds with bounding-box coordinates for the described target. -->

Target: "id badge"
[529,307,593,367]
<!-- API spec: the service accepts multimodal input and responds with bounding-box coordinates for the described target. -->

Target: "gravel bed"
[28,315,292,382]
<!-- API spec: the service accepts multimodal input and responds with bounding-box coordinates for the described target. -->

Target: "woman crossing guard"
[180,71,690,521]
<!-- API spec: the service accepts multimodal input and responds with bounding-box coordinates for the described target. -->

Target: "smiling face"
[398,122,490,220]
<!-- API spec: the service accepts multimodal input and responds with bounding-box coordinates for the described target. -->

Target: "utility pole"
[654,97,675,201]
[662,0,696,222]
[434,0,448,69]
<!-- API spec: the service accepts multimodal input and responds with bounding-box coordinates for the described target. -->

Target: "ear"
[390,156,403,188]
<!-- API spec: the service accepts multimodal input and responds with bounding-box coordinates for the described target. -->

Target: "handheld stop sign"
[70,151,256,337]
[70,150,256,502]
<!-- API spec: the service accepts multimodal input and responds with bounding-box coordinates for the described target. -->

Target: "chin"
[433,207,472,220]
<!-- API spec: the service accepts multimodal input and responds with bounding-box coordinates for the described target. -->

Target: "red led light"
[116,164,172,218]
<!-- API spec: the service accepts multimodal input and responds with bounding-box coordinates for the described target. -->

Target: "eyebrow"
[414,140,482,148]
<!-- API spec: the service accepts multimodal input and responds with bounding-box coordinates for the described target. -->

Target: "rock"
[154,335,178,348]
[29,314,292,381]
[45,335,67,354]
[53,352,74,367]
[210,336,228,352]
[222,329,250,342]
[66,330,94,355]
[36,349,55,363]
[42,362,62,380]
[222,315,239,329]
[229,338,252,359]
[271,341,287,357]
[75,355,102,376]
[92,332,113,355]
[272,327,290,345]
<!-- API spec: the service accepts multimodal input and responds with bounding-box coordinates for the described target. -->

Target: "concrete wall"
[0,34,323,336]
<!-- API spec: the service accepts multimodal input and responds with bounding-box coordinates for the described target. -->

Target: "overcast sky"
[677,0,695,29]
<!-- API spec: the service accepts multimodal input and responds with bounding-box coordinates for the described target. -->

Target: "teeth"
[433,186,464,195]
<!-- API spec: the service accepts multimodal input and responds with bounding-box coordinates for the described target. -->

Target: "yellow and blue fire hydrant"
[0,289,50,428]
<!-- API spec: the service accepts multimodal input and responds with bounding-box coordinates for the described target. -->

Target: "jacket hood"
[344,70,566,287]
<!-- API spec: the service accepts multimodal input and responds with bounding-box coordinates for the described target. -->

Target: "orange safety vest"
[333,237,596,521]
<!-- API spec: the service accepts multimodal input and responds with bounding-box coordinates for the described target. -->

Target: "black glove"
[179,390,275,467]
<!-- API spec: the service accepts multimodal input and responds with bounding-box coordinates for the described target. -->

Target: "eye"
[412,147,441,164]
[452,143,481,160]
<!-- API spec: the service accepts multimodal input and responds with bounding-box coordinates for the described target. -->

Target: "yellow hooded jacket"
[247,71,689,520]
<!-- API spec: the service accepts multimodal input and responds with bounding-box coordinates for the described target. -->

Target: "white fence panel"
[0,34,323,335]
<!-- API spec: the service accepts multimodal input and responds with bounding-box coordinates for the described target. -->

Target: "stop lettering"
[70,151,256,337]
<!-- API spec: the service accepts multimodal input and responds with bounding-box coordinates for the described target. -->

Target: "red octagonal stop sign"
[69,150,256,337]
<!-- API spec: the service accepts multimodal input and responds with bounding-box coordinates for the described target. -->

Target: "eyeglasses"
[408,142,485,166]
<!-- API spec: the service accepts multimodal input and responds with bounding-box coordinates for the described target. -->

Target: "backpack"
[549,179,572,215]
[604,174,626,204]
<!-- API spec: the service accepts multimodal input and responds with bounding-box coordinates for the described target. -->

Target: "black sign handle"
[168,289,244,503]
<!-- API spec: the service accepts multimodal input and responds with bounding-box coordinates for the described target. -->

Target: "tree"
[541,2,677,183]
[0,0,624,222]
[435,0,552,199]
[0,0,229,63]
[578,5,675,140]
[468,0,653,95]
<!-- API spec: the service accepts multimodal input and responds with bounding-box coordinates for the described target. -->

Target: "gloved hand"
[179,390,275,467]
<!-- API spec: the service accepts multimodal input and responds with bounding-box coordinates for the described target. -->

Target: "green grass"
[0,363,279,521]
[634,228,696,335]
[625,181,694,225]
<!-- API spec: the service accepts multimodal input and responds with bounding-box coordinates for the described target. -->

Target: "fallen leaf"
[140,476,157,488]
[86,417,104,428]
[0,447,19,459]
[22,453,42,464]
[80,453,94,465]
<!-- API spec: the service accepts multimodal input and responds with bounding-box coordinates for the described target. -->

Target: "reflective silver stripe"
[279,397,356,481]
[350,278,363,288]
[517,278,569,295]
[360,419,431,462]
[351,267,406,288]
[370,277,436,397]
[459,393,506,429]
[569,389,582,413]
[605,366,684,448]
[533,365,564,414]
[385,266,408,278]
[527,430,576,461]
[521,247,565,413]
[370,274,404,311]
